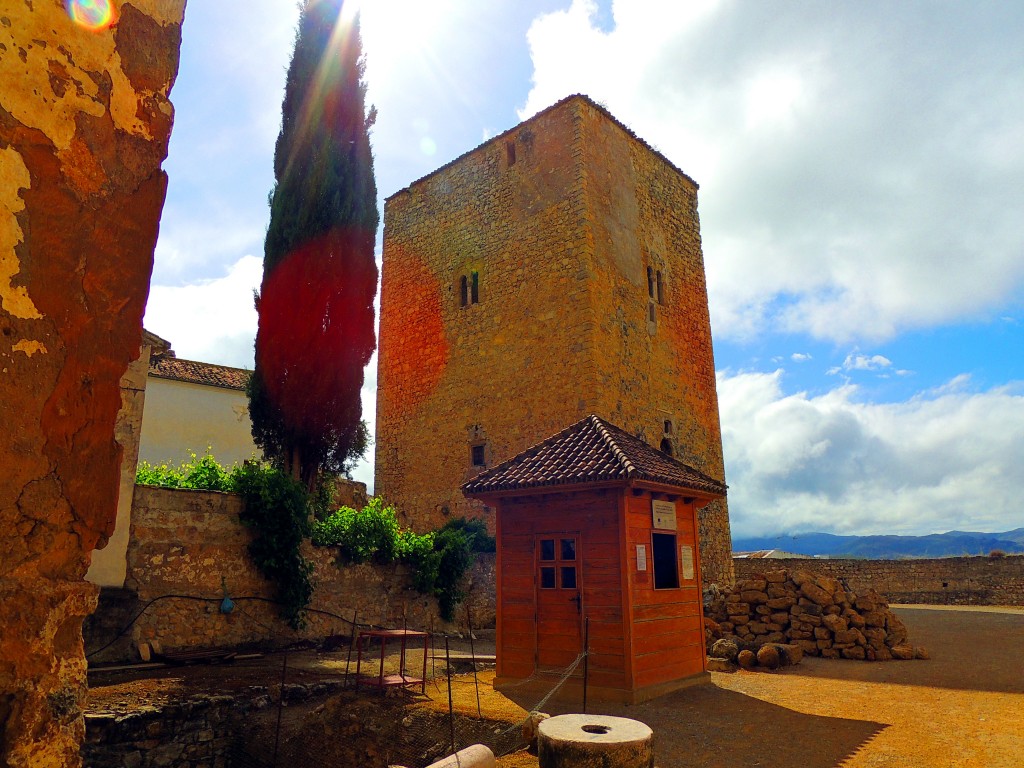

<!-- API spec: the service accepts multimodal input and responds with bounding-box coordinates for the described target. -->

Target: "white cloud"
[144,256,262,368]
[717,370,1024,538]
[522,0,1024,344]
[791,353,812,363]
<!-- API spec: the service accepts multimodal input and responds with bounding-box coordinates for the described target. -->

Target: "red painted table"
[354,628,429,695]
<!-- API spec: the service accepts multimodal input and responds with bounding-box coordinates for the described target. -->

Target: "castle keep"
[375,95,733,585]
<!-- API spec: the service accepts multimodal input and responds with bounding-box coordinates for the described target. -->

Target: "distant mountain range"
[732,529,1024,559]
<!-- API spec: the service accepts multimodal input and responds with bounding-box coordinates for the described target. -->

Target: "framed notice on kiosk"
[652,499,676,530]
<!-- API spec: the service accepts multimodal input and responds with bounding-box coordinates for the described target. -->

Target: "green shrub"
[135,449,238,492]
[397,530,440,594]
[311,501,479,621]
[233,461,313,629]
[432,527,473,621]
[439,516,495,553]
[311,497,401,563]
[308,473,339,521]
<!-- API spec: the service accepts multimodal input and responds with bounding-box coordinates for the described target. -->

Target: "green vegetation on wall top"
[136,452,484,625]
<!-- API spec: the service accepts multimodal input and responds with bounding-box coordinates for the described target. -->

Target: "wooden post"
[467,605,482,718]
[344,610,358,689]
[273,650,288,765]
[446,636,456,754]
[582,616,590,714]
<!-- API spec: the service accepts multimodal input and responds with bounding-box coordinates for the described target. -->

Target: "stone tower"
[375,95,733,585]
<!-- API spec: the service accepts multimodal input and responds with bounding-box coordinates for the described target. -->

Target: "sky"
[144,0,1024,540]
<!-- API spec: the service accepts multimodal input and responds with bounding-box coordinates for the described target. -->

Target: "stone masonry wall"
[376,95,732,586]
[82,694,240,768]
[376,97,594,532]
[1,3,185,766]
[86,487,496,663]
[578,98,732,587]
[734,556,1024,606]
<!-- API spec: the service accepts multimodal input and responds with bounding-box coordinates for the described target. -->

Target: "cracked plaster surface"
[0,1,186,765]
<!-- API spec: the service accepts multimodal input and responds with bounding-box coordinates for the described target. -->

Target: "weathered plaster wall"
[138,377,256,467]
[86,340,155,588]
[734,556,1024,606]
[85,487,496,663]
[0,2,185,765]
[375,95,732,585]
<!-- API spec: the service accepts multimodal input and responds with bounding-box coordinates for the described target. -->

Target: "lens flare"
[67,0,117,31]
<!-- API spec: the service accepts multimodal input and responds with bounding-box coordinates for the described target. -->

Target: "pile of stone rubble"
[704,568,929,670]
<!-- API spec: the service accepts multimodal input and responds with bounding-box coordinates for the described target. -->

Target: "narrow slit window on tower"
[471,271,479,304]
[664,419,673,435]
[656,270,664,304]
[505,140,516,166]
[647,266,655,298]
[471,443,486,467]
[660,438,674,457]
[648,303,656,323]
[460,275,468,307]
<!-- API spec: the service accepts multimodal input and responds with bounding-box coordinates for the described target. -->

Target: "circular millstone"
[537,714,654,768]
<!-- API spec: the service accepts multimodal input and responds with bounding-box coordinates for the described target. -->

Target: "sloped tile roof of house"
[149,354,251,391]
[463,414,727,496]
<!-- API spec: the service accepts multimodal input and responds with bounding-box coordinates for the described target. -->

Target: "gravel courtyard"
[494,605,1024,767]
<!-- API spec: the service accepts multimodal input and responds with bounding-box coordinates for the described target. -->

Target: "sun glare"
[67,0,117,31]
[354,0,451,77]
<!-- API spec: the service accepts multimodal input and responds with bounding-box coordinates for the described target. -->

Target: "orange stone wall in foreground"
[0,3,185,765]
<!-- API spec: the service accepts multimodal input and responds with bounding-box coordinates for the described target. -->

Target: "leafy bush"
[439,517,495,553]
[311,497,401,563]
[135,449,238,492]
[309,473,340,521]
[233,461,313,629]
[431,527,473,621]
[397,530,440,594]
[311,504,480,621]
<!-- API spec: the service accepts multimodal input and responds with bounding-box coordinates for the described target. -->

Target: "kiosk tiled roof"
[463,414,727,496]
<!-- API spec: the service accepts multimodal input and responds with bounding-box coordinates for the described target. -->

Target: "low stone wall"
[83,695,239,768]
[86,486,496,663]
[705,569,925,662]
[734,555,1024,606]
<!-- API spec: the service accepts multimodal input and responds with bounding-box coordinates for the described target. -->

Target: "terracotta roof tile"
[462,415,727,497]
[149,355,250,391]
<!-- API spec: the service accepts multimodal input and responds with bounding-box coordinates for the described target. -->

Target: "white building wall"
[138,377,257,468]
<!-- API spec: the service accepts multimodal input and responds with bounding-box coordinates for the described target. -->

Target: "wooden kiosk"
[463,415,727,704]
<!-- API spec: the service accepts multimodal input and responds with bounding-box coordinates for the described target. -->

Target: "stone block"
[822,614,848,633]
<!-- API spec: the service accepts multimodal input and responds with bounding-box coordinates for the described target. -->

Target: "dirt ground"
[87,606,1024,767]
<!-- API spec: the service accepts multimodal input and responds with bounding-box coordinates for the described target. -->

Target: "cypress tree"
[249,0,378,488]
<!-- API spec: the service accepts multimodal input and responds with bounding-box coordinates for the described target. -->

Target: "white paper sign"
[652,499,677,530]
[680,545,695,581]
[636,544,647,572]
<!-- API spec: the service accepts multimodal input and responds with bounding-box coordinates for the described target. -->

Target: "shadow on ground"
[777,607,1024,695]
[502,683,885,768]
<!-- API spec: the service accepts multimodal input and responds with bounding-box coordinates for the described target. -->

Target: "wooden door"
[535,533,583,669]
